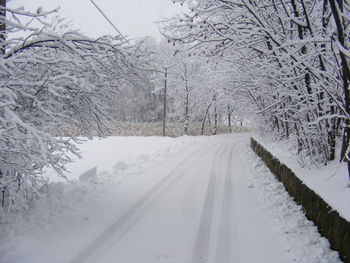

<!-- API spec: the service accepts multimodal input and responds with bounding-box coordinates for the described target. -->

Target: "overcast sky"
[9,0,186,41]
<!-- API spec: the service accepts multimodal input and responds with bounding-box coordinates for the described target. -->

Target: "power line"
[89,0,129,42]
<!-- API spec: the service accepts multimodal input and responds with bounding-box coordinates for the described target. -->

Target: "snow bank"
[0,136,207,259]
[244,144,341,263]
[44,136,206,182]
[253,135,350,222]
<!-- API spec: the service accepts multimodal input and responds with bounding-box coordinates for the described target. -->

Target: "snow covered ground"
[254,135,350,222]
[245,144,341,263]
[45,136,208,182]
[0,136,207,260]
[0,134,342,263]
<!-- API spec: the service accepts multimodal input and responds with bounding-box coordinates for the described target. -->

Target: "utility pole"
[213,93,217,135]
[162,66,168,137]
[0,0,6,55]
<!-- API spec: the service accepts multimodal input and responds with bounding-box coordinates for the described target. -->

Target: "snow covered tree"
[0,5,147,213]
[162,0,350,180]
[167,52,209,134]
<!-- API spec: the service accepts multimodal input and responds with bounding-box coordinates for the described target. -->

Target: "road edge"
[250,137,350,263]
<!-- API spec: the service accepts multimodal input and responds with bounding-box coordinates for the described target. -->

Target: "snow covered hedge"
[251,137,350,263]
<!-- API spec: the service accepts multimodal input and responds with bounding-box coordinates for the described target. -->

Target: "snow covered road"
[67,135,293,263]
[2,135,340,263]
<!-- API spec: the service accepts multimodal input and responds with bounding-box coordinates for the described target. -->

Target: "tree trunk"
[329,0,350,180]
[0,0,5,55]
[227,105,232,133]
[0,170,4,208]
[284,112,289,139]
[184,83,189,135]
[162,67,167,137]
[213,94,217,135]
[0,0,5,206]
[201,100,213,135]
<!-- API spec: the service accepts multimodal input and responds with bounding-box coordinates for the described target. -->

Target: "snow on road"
[0,135,341,263]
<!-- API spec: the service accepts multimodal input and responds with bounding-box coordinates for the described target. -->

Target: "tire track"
[215,143,235,262]
[69,142,224,263]
[191,144,226,263]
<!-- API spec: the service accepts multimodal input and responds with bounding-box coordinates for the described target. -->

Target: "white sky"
[8,0,186,41]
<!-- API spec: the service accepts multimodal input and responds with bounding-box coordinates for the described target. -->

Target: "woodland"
[0,0,349,215]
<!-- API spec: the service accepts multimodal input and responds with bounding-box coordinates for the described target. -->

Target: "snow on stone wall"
[251,137,350,263]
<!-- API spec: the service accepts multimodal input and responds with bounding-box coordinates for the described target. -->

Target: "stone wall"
[250,137,350,263]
